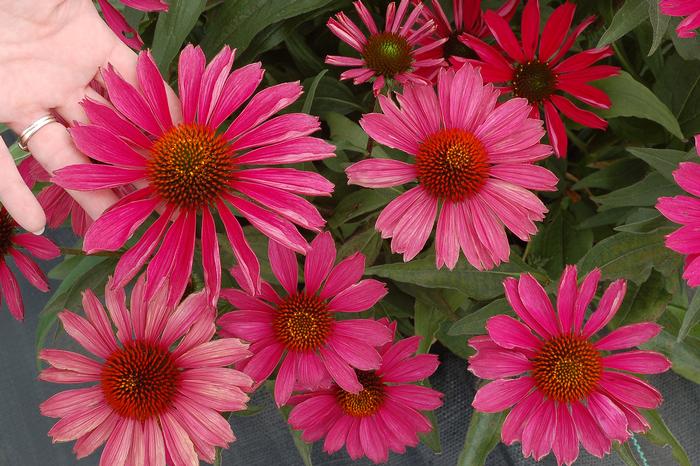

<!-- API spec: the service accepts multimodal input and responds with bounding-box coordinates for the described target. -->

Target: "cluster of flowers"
[3,0,699,464]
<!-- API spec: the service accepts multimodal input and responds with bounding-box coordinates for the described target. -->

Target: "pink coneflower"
[54,45,335,307]
[657,135,700,287]
[218,232,392,407]
[660,1,700,38]
[0,207,59,320]
[413,0,519,61]
[326,0,446,95]
[287,319,443,464]
[40,278,253,465]
[346,64,556,270]
[96,0,168,49]
[469,266,670,465]
[19,157,92,237]
[460,0,620,157]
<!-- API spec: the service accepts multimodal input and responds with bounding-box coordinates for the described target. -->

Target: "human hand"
[0,0,144,233]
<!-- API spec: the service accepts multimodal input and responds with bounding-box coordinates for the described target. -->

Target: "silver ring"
[18,115,59,152]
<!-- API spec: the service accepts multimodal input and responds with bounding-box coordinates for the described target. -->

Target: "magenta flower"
[54,46,335,307]
[469,266,670,464]
[460,0,620,157]
[346,64,556,270]
[660,0,700,38]
[0,207,59,320]
[657,135,700,287]
[326,0,446,95]
[19,157,92,237]
[40,278,253,465]
[287,320,443,464]
[218,232,392,407]
[415,0,519,60]
[96,0,168,49]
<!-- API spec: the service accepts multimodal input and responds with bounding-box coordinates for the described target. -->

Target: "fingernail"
[32,227,45,235]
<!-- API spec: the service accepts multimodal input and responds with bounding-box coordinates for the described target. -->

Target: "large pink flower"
[0,207,59,320]
[460,0,620,157]
[346,64,556,270]
[96,0,168,49]
[19,156,92,237]
[660,0,700,38]
[40,278,253,465]
[469,266,670,465]
[54,45,335,307]
[326,0,446,95]
[218,232,392,407]
[657,135,700,287]
[288,320,443,464]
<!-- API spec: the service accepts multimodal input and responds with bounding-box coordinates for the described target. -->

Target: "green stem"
[612,42,638,79]
[565,127,587,154]
[60,247,119,257]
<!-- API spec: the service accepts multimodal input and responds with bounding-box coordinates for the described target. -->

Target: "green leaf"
[201,0,335,55]
[213,447,223,466]
[324,111,368,151]
[612,270,672,327]
[654,54,700,137]
[643,410,692,466]
[614,443,643,466]
[301,69,329,114]
[414,300,446,354]
[627,147,695,181]
[449,298,511,336]
[573,158,647,190]
[328,189,396,228]
[36,256,117,356]
[615,211,669,235]
[645,0,670,56]
[577,230,680,285]
[593,172,682,210]
[10,142,27,165]
[598,0,648,47]
[337,226,382,265]
[151,0,207,76]
[286,31,325,76]
[595,72,684,139]
[678,291,700,342]
[643,330,700,384]
[457,411,506,466]
[367,257,530,301]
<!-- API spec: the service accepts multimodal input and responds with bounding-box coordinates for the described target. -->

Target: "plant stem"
[60,247,119,257]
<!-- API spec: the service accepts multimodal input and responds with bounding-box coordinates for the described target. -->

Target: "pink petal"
[40,387,103,418]
[39,349,102,376]
[320,252,365,300]
[226,82,303,139]
[236,168,333,197]
[100,417,134,466]
[319,346,362,393]
[328,279,387,313]
[595,322,662,350]
[235,137,335,165]
[53,164,145,191]
[582,279,626,338]
[178,45,205,124]
[472,377,534,413]
[217,199,261,295]
[328,334,382,371]
[96,0,144,49]
[196,46,235,126]
[58,311,114,359]
[209,62,264,128]
[136,51,172,130]
[9,249,48,292]
[517,273,560,337]
[304,232,336,294]
[243,342,285,383]
[486,314,541,351]
[544,99,567,157]
[552,402,579,466]
[570,401,611,458]
[268,238,299,295]
[274,351,298,407]
[175,338,250,369]
[102,64,162,136]
[501,390,544,445]
[573,268,601,333]
[69,124,146,167]
[345,159,417,188]
[557,265,578,334]
[521,398,557,461]
[602,350,671,374]
[201,208,221,305]
[599,371,663,409]
[158,412,198,466]
[586,391,629,442]
[380,353,439,383]
[12,233,60,260]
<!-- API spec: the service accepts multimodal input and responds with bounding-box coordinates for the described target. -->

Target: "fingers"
[11,114,118,221]
[56,87,110,126]
[0,140,46,234]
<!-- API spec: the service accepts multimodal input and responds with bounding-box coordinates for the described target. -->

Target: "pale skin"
[0,0,143,233]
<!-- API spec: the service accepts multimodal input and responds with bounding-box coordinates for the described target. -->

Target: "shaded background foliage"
[3,0,700,464]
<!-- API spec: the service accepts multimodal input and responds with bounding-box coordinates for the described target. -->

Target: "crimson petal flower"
[287,320,443,464]
[660,0,700,38]
[346,64,556,270]
[469,266,670,465]
[460,0,620,157]
[414,0,519,60]
[218,232,392,407]
[0,207,59,320]
[54,45,335,307]
[326,0,447,95]
[40,278,253,465]
[19,157,92,237]
[657,135,700,287]
[96,0,168,49]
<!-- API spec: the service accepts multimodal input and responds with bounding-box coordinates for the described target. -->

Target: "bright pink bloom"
[19,157,92,237]
[346,64,556,270]
[0,207,59,320]
[660,0,700,38]
[414,0,519,60]
[54,46,335,307]
[469,266,670,465]
[40,278,253,465]
[218,232,392,407]
[657,135,700,287]
[288,320,443,464]
[326,0,446,95]
[96,0,168,49]
[460,0,620,157]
